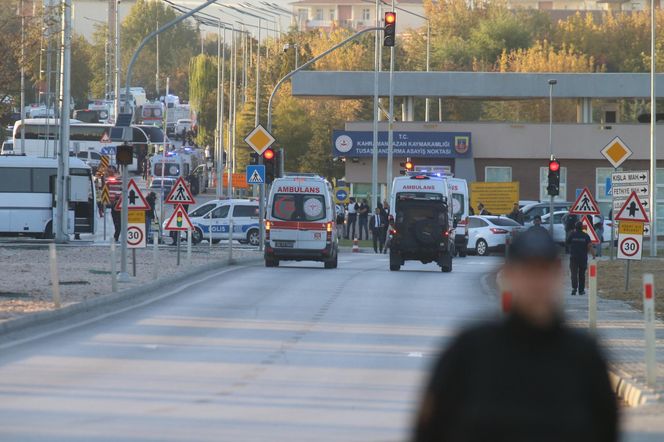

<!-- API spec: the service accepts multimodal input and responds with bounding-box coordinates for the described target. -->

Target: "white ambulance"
[265,174,339,268]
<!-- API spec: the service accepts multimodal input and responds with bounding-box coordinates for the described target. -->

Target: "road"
[0,253,660,441]
[0,253,497,441]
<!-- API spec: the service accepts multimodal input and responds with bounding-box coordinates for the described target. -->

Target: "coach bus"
[0,156,96,238]
[12,118,111,157]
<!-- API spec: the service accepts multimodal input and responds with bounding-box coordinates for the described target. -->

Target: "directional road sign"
[581,216,600,244]
[113,178,150,211]
[612,186,649,198]
[613,197,649,213]
[244,124,275,155]
[615,191,650,223]
[246,165,265,185]
[611,170,648,186]
[165,177,196,205]
[164,204,194,231]
[569,187,600,215]
[601,136,633,169]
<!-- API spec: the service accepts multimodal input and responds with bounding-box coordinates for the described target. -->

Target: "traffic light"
[116,144,133,166]
[399,157,414,175]
[249,152,259,165]
[384,12,396,47]
[263,148,276,184]
[547,158,560,196]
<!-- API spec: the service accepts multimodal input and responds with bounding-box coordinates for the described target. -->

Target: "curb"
[0,253,262,338]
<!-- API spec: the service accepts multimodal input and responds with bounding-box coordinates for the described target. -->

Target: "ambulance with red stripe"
[265,174,339,268]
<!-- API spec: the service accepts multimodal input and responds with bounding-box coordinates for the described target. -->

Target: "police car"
[265,174,339,268]
[170,199,260,245]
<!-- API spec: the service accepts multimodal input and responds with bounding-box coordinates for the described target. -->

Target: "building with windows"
[291,0,425,32]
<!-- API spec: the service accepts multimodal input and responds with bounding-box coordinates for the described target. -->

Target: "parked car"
[72,149,102,169]
[1,140,14,155]
[467,215,523,256]
[541,211,613,244]
[521,201,571,225]
[150,177,176,195]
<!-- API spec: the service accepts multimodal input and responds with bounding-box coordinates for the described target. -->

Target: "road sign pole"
[132,248,136,277]
[259,183,264,251]
[110,239,117,292]
[187,228,192,266]
[119,164,130,281]
[588,259,597,332]
[228,216,234,264]
[610,167,616,260]
[152,229,159,280]
[103,208,107,242]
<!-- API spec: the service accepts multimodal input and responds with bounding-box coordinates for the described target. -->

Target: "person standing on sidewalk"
[370,207,387,253]
[346,198,357,240]
[566,221,595,296]
[358,199,370,241]
[413,228,617,442]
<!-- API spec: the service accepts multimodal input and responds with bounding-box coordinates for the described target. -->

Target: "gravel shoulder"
[0,243,258,321]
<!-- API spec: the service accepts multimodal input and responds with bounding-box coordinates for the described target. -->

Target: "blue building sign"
[332,130,471,158]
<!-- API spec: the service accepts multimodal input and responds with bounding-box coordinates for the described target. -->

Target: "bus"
[0,156,96,238]
[12,118,111,157]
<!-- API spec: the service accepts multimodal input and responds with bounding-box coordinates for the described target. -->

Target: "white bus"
[12,118,112,157]
[0,156,96,238]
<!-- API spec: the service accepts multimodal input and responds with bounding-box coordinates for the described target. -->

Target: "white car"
[542,211,613,243]
[175,119,193,138]
[467,215,523,256]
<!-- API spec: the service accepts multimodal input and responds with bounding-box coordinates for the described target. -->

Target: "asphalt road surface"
[0,253,661,441]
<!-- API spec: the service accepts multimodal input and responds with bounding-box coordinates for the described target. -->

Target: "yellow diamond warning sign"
[244,124,275,155]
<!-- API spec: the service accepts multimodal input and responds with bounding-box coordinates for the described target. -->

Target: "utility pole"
[55,0,72,243]
[156,20,160,96]
[650,0,658,256]
[215,23,224,199]
[371,0,379,208]
[385,0,395,198]
[256,21,265,251]
[113,0,120,119]
[19,0,26,155]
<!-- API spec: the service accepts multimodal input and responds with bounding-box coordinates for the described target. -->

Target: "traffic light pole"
[266,27,382,177]
[548,80,556,236]
[386,2,395,199]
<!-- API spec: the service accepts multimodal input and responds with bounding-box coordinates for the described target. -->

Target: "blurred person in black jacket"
[413,227,617,442]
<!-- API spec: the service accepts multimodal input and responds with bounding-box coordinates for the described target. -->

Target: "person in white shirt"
[346,198,358,239]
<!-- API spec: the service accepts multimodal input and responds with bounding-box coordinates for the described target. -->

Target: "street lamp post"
[548,78,557,236]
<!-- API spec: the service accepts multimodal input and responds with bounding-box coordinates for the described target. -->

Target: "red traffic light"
[263,148,275,160]
[548,159,560,172]
[385,11,396,24]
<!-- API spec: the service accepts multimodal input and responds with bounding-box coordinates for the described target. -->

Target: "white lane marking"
[0,265,250,351]
[407,352,424,358]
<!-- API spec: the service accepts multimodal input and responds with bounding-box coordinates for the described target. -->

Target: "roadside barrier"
[352,238,360,253]
[643,274,657,388]
[589,259,597,331]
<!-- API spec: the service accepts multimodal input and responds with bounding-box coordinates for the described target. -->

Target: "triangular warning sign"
[164,204,194,231]
[165,177,196,205]
[248,169,263,184]
[569,187,600,215]
[100,132,111,143]
[113,178,151,211]
[581,216,601,244]
[615,191,650,222]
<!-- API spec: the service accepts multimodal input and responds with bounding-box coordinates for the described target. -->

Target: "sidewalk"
[563,260,664,406]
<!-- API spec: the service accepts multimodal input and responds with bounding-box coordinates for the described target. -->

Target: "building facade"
[291,0,425,32]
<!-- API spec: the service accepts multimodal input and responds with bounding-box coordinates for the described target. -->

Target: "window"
[90,152,101,160]
[539,166,567,202]
[0,168,31,192]
[329,9,335,20]
[272,194,327,221]
[595,167,617,202]
[211,205,229,219]
[314,8,323,20]
[488,217,520,227]
[77,152,88,159]
[361,8,371,21]
[468,217,487,228]
[32,168,56,193]
[70,125,106,141]
[485,166,512,183]
[233,205,258,217]
[189,203,216,218]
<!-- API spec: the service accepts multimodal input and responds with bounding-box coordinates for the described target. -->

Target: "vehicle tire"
[476,239,489,256]
[247,229,260,246]
[265,258,279,267]
[42,221,54,240]
[211,239,221,244]
[324,254,338,269]
[390,264,401,271]
[458,247,467,258]
[191,228,203,245]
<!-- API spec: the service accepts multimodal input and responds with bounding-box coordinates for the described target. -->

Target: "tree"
[121,0,199,99]
[188,55,217,146]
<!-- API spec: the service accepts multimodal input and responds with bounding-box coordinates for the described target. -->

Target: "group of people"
[339,198,391,253]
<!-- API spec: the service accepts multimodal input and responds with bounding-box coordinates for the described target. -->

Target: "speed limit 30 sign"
[127,224,146,249]
[617,233,642,260]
